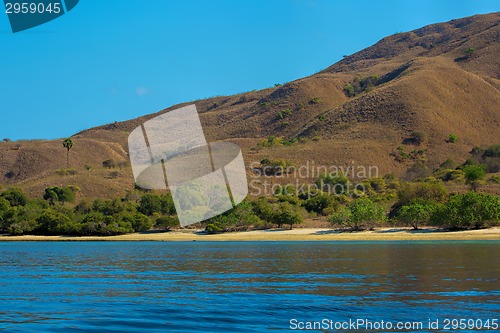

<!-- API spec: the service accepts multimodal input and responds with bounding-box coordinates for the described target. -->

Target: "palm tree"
[63,138,73,168]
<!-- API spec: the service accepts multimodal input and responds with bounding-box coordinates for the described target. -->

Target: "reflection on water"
[0,241,498,332]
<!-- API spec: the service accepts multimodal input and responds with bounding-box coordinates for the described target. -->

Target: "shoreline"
[0,227,499,242]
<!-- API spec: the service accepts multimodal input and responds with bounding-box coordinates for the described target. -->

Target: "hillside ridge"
[1,12,499,198]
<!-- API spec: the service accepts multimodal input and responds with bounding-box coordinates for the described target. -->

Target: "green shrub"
[462,164,486,190]
[464,47,475,55]
[316,175,350,194]
[259,135,283,148]
[448,133,458,143]
[276,193,300,205]
[344,75,380,96]
[343,84,355,97]
[206,223,223,234]
[259,159,295,176]
[449,170,466,181]
[259,101,269,108]
[282,137,298,146]
[397,182,448,205]
[462,164,486,181]
[439,169,465,182]
[395,146,410,161]
[368,178,387,193]
[205,201,262,232]
[488,175,500,184]
[278,109,292,119]
[309,97,320,104]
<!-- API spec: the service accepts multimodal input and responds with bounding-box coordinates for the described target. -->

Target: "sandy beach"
[0,227,499,241]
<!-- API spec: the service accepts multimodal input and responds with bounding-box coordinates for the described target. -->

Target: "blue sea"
[0,241,498,332]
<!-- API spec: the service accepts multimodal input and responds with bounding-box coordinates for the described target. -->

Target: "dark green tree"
[275,202,303,230]
[398,201,436,230]
[155,215,179,231]
[0,188,28,207]
[391,181,448,217]
[43,186,75,205]
[138,194,162,216]
[35,210,71,235]
[304,193,333,214]
[431,192,500,229]
[252,197,277,223]
[330,198,386,231]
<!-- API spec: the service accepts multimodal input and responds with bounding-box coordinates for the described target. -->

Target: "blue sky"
[0,0,498,140]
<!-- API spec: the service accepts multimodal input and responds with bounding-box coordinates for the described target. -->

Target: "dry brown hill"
[1,12,499,198]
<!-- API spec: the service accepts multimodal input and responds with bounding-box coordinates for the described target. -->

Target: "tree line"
[0,175,499,236]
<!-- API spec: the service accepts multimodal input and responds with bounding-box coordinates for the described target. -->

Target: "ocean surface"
[0,241,498,332]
